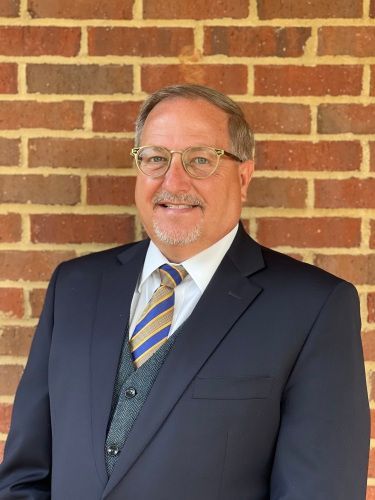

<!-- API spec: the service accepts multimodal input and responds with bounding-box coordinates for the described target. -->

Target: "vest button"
[125,387,137,398]
[107,445,120,457]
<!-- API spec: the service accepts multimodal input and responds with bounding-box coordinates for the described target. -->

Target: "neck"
[155,241,206,263]
[151,224,239,263]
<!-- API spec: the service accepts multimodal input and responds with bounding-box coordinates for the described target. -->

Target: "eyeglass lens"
[136,146,220,178]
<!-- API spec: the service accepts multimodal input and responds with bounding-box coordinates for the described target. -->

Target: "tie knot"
[159,264,187,289]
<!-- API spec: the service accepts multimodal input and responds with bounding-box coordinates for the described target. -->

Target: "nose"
[162,151,191,191]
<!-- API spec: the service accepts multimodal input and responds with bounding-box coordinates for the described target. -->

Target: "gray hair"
[134,84,254,161]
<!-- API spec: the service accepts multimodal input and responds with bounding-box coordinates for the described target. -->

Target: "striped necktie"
[129,264,187,368]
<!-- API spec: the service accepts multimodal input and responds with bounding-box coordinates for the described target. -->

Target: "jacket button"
[125,387,137,398]
[107,445,120,457]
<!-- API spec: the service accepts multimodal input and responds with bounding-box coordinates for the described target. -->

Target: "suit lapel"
[103,226,265,497]
[90,241,148,484]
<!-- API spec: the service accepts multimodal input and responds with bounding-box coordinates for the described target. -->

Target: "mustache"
[152,191,205,208]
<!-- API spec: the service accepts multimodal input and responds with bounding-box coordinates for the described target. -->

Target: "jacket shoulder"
[55,240,147,276]
[259,245,355,295]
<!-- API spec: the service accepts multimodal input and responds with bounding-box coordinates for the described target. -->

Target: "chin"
[152,221,202,246]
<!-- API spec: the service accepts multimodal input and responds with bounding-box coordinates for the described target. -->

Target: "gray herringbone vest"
[105,328,178,475]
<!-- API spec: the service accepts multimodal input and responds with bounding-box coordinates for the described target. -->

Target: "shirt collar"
[139,224,239,293]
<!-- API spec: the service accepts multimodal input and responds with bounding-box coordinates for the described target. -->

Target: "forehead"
[140,97,230,147]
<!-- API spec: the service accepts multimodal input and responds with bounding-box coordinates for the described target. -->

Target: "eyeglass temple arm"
[221,150,242,162]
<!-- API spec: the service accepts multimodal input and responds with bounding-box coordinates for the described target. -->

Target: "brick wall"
[0,0,374,494]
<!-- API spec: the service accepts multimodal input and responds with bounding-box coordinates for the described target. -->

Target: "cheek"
[134,179,143,209]
[135,181,153,224]
[135,177,155,206]
[209,173,242,201]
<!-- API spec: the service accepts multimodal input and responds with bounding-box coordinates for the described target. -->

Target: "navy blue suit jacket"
[0,225,370,499]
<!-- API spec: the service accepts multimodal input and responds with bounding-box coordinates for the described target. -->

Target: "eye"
[140,153,168,165]
[192,156,209,165]
[148,155,167,163]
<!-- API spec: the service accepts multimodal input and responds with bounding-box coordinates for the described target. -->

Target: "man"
[0,84,369,499]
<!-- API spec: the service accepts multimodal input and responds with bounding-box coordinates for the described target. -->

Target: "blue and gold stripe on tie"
[130,263,187,368]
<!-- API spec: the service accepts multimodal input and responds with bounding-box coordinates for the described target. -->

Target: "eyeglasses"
[130,145,242,179]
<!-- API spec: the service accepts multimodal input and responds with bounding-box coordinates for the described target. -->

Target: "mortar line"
[80,26,88,57]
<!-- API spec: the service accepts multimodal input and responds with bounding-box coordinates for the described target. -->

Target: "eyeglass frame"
[130,145,242,179]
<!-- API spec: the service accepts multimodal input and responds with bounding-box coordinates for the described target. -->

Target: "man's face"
[135,97,253,261]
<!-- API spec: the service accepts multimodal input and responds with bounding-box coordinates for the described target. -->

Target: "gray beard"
[151,190,204,246]
[152,220,202,246]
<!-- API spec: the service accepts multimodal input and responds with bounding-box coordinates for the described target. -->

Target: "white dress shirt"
[128,224,239,339]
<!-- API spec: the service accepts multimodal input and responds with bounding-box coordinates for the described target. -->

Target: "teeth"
[164,204,192,209]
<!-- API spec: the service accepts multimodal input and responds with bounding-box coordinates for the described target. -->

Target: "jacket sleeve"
[270,280,370,499]
[0,267,60,499]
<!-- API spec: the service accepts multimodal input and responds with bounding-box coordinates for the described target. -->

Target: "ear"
[238,160,254,203]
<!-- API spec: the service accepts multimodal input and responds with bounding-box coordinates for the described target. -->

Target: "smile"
[152,191,205,212]
[159,203,198,209]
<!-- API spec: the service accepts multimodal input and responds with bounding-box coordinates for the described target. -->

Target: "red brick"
[371,66,375,96]
[257,217,360,248]
[92,101,141,132]
[0,101,83,130]
[143,0,248,19]
[246,178,307,208]
[368,294,375,323]
[142,65,247,95]
[0,365,23,395]
[0,0,19,16]
[29,138,133,169]
[318,104,375,134]
[31,214,135,244]
[371,0,375,17]
[318,27,375,57]
[89,27,194,57]
[0,251,75,281]
[240,102,311,134]
[254,65,362,96]
[204,27,311,57]
[371,143,375,171]
[314,254,375,285]
[369,447,375,478]
[368,486,375,499]
[87,176,136,205]
[28,0,133,19]
[255,141,361,171]
[257,0,362,18]
[0,326,34,356]
[0,175,80,205]
[0,404,12,434]
[362,330,375,361]
[0,214,21,242]
[30,288,46,318]
[371,410,375,439]
[0,64,17,93]
[0,138,19,166]
[0,288,24,318]
[315,179,375,209]
[0,27,80,56]
[27,64,132,95]
[371,220,375,249]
